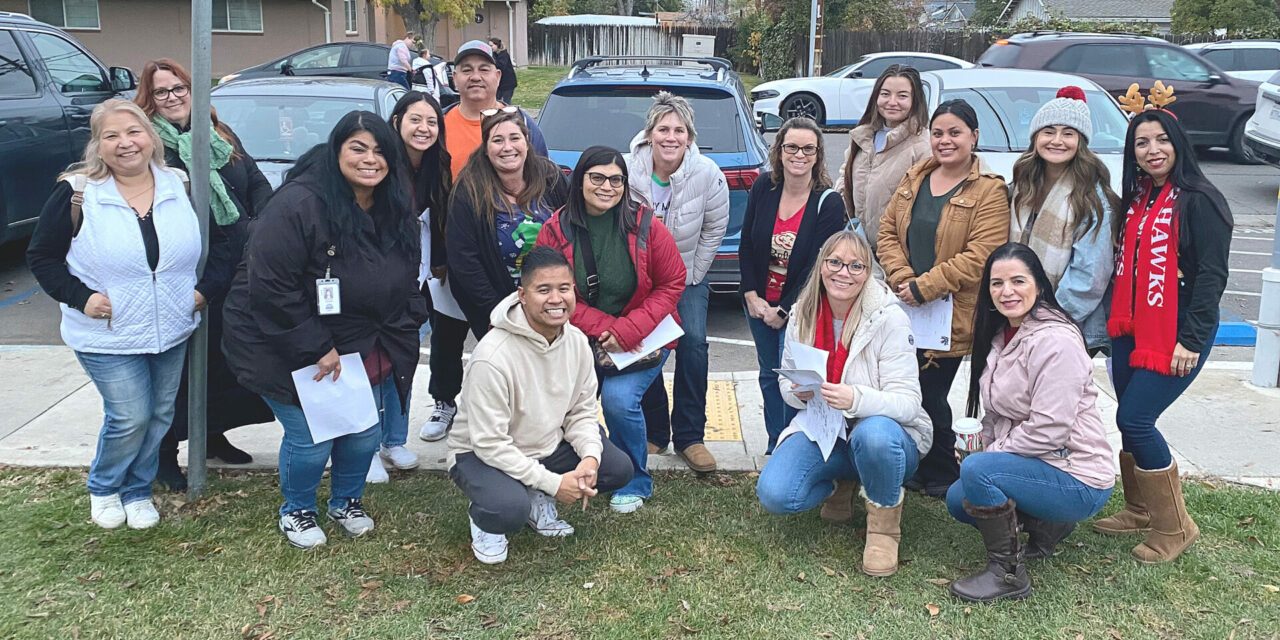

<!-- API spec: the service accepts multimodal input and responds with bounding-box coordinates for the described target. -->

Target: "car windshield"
[210,94,376,161]
[539,86,746,153]
[942,87,1129,153]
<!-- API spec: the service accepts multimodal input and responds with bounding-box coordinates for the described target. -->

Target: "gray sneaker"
[279,510,327,549]
[327,498,375,537]
[418,400,457,442]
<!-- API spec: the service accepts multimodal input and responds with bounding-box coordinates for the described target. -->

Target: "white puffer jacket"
[779,279,933,455]
[626,130,730,285]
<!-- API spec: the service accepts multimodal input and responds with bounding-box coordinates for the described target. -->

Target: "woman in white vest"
[27,99,205,530]
[625,91,730,474]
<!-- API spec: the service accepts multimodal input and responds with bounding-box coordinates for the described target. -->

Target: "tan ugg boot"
[819,479,859,523]
[860,487,902,577]
[1092,451,1151,535]
[1131,461,1199,564]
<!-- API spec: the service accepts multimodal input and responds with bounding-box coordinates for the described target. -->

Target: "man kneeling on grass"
[447,246,634,563]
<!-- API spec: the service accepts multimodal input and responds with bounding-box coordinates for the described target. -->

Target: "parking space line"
[1225,290,1262,297]
[1232,235,1273,241]
[1231,250,1272,256]
[0,286,39,311]
[708,336,756,347]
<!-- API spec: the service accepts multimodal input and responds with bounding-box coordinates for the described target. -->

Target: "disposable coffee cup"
[953,417,983,458]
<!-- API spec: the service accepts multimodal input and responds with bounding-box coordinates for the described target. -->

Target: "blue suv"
[536,56,770,292]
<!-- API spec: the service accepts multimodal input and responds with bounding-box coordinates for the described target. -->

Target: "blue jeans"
[644,279,710,450]
[745,309,796,454]
[264,377,397,515]
[1111,332,1214,471]
[945,452,1113,525]
[387,69,410,90]
[600,350,669,498]
[756,415,920,510]
[379,384,409,448]
[77,344,187,504]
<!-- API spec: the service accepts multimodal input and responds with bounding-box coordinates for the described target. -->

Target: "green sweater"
[573,209,637,317]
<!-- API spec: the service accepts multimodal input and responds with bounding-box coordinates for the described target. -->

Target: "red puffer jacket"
[536,205,686,351]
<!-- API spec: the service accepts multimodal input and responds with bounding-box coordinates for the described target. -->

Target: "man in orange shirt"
[444,40,549,178]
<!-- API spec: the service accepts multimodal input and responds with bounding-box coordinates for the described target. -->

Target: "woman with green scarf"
[135,58,276,491]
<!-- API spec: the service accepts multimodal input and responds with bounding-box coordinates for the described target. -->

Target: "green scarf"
[151,115,239,225]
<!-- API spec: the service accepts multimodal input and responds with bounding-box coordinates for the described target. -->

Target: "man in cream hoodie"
[448,247,634,564]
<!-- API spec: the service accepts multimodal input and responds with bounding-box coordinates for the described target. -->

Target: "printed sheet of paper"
[290,353,379,443]
[776,339,829,392]
[798,398,846,461]
[774,368,826,392]
[607,314,685,370]
[899,294,953,351]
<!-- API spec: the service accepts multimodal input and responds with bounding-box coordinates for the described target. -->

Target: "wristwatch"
[776,308,789,320]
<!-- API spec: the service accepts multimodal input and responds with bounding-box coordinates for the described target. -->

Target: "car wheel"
[1229,116,1261,165]
[781,93,825,125]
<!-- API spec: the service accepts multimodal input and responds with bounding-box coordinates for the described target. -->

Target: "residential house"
[919,1,975,29]
[998,0,1174,33]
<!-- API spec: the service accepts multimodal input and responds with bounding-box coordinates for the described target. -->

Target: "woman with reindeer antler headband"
[1093,83,1232,565]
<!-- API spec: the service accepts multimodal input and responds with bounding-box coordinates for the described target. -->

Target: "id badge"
[316,278,341,315]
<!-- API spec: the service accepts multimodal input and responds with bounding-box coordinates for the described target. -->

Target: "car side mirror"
[109,66,135,92]
[1207,73,1224,85]
[851,70,863,78]
[759,112,785,133]
[281,62,295,76]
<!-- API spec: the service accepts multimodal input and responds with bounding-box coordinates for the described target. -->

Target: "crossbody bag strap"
[65,174,88,233]
[576,223,600,306]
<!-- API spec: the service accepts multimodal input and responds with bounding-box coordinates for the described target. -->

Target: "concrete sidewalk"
[2,344,1278,490]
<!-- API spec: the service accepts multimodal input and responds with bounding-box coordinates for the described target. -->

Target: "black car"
[218,41,457,106]
[0,11,136,246]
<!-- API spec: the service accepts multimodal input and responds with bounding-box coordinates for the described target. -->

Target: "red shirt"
[765,205,805,303]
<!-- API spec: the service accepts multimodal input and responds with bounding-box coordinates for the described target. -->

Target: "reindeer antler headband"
[1118,81,1177,116]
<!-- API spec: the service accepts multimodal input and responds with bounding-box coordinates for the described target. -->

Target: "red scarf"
[816,297,854,383]
[1109,179,1180,375]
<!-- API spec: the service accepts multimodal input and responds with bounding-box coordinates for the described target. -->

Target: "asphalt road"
[1,135,1275,371]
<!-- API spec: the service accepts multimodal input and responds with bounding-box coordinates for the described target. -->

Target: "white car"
[763,68,1128,190]
[1243,71,1280,165]
[1185,41,1280,83]
[751,52,973,126]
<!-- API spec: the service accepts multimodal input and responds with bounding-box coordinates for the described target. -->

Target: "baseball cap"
[455,40,495,65]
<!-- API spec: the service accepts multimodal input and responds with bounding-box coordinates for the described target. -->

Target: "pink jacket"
[979,309,1115,490]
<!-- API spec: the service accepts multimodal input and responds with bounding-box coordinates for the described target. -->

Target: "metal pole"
[813,0,823,76]
[807,0,817,76]
[1251,185,1280,388]
[187,0,213,498]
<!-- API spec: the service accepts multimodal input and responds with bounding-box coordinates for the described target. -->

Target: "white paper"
[607,314,685,369]
[774,368,825,392]
[290,353,379,443]
[426,277,466,321]
[898,294,953,351]
[797,398,847,461]
[787,340,829,374]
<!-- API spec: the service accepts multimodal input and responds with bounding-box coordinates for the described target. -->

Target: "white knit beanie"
[1029,86,1092,142]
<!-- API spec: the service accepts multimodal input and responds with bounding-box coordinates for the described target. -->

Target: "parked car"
[1242,70,1280,165]
[978,32,1260,162]
[763,68,1127,191]
[750,51,974,125]
[537,56,770,292]
[210,77,406,187]
[218,41,457,106]
[0,11,136,246]
[1185,40,1280,83]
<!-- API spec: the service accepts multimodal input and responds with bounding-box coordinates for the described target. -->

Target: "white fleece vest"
[61,166,202,354]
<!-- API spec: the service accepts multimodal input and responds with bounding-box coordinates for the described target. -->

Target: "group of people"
[27,49,1230,604]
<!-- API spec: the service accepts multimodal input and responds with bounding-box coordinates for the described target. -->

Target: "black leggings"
[428,311,470,404]
[911,352,963,488]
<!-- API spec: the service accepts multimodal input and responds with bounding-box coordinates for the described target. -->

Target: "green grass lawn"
[2,466,1277,639]
[513,66,764,112]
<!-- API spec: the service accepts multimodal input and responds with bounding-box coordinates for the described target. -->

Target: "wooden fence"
[529,23,739,67]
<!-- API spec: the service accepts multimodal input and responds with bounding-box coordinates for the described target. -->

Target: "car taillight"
[723,168,759,190]
[561,166,572,176]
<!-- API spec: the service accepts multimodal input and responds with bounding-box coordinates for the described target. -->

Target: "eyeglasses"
[586,172,625,187]
[151,85,189,100]
[823,258,867,275]
[781,143,818,157]
[480,106,520,118]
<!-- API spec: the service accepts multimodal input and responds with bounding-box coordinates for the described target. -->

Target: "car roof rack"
[0,11,34,21]
[568,55,732,81]
[1012,30,1161,41]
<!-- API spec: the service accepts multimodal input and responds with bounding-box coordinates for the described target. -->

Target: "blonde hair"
[644,91,697,144]
[790,230,873,348]
[59,99,165,182]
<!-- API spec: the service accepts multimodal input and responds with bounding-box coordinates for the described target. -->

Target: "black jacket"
[221,179,429,406]
[1171,189,1233,353]
[738,174,846,312]
[446,165,568,337]
[495,50,517,91]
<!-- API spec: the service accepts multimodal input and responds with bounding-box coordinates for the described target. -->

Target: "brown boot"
[677,443,716,473]
[949,499,1031,603]
[1131,461,1199,563]
[819,479,858,523]
[1092,451,1151,535]
[860,488,902,577]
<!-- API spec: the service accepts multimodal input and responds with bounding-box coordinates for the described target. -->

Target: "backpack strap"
[64,174,88,232]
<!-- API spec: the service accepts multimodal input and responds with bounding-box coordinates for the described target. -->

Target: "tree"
[372,0,486,52]
[970,0,1006,26]
[1172,0,1280,35]
[843,0,923,31]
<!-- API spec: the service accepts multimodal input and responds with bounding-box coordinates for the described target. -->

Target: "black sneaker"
[327,499,375,537]
[279,509,327,549]
[207,433,253,465]
[155,451,187,492]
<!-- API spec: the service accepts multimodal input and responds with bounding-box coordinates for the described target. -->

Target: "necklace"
[134,205,153,221]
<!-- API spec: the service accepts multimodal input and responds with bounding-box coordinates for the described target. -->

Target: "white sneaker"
[327,498,375,537]
[90,494,126,529]
[380,445,419,470]
[469,515,509,564]
[366,455,389,484]
[279,510,327,549]
[123,499,160,529]
[527,489,574,537]
[610,495,644,514]
[418,400,457,442]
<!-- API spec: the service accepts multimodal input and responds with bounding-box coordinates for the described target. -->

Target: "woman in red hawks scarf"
[1097,109,1232,564]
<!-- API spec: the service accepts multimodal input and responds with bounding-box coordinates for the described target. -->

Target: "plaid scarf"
[1109,179,1179,375]
[1011,175,1076,288]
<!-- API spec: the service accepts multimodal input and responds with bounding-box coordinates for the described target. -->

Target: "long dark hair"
[283,110,417,254]
[1120,109,1231,243]
[966,242,1079,418]
[453,110,560,226]
[389,91,452,238]
[560,145,639,239]
[1012,133,1121,243]
[857,65,928,133]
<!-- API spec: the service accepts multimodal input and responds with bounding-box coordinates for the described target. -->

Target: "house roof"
[1003,0,1173,21]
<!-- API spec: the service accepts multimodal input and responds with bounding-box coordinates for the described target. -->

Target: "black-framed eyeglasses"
[781,143,818,157]
[151,85,189,100]
[586,172,625,188]
[480,105,520,118]
[823,258,866,275]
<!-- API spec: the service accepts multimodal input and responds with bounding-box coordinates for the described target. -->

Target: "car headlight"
[751,89,779,100]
